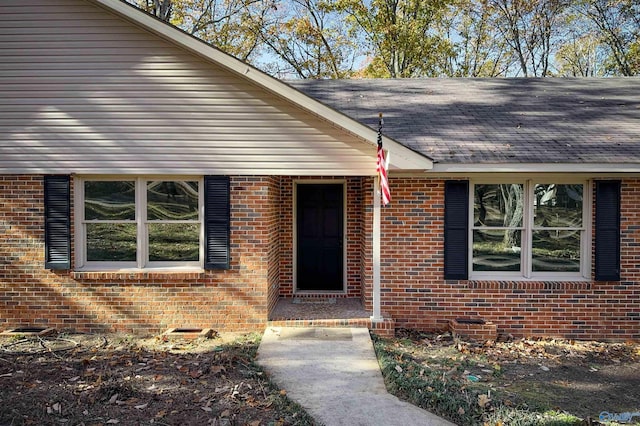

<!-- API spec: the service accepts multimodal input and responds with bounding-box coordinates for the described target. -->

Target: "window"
[77,177,203,270]
[471,180,589,279]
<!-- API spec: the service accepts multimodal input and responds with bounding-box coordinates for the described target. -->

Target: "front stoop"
[449,318,497,342]
[267,317,396,338]
[268,297,396,337]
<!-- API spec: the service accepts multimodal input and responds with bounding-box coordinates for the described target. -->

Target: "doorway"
[295,183,344,291]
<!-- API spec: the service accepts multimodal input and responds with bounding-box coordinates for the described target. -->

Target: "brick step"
[267,317,396,338]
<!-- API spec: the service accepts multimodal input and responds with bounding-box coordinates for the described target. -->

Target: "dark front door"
[296,183,344,291]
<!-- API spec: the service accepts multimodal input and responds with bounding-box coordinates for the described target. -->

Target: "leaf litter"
[0,332,317,425]
[392,328,640,422]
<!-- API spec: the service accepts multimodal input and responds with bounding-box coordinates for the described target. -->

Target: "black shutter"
[204,176,230,269]
[444,180,469,280]
[44,175,71,270]
[595,180,621,281]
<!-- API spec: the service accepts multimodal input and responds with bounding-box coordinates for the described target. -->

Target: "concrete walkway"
[257,327,456,426]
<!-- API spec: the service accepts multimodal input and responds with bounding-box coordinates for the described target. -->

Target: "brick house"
[1,0,638,340]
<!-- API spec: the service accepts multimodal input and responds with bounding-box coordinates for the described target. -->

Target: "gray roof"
[288,78,640,165]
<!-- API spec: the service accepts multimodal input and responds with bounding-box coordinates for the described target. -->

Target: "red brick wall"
[266,177,282,315]
[2,174,638,340]
[620,179,640,283]
[0,175,278,334]
[361,177,373,309]
[346,177,364,296]
[376,177,640,341]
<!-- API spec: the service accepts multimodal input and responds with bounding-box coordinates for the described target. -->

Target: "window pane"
[85,181,135,220]
[532,230,580,272]
[474,184,524,227]
[147,181,199,221]
[534,184,583,227]
[148,223,199,261]
[87,223,136,261]
[473,230,521,271]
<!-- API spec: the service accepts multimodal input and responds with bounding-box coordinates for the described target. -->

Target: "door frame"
[293,179,347,293]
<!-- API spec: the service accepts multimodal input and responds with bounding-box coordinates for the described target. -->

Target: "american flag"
[376,113,391,205]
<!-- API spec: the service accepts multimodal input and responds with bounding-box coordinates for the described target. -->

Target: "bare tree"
[444,0,512,76]
[576,0,639,75]
[258,0,359,78]
[490,0,567,76]
[137,0,174,21]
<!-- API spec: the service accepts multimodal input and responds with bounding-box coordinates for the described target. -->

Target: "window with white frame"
[471,180,589,279]
[77,177,203,269]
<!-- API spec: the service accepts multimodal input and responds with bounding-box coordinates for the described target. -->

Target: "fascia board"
[431,163,640,173]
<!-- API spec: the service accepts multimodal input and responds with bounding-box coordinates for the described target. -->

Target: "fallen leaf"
[220,409,231,417]
[210,365,226,375]
[395,365,403,373]
[478,394,491,408]
[201,406,212,412]
[106,420,119,424]
[134,403,148,410]
[458,407,465,415]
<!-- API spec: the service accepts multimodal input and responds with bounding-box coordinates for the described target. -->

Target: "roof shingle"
[288,78,640,165]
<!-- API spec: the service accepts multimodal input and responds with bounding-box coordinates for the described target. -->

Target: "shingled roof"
[288,78,640,169]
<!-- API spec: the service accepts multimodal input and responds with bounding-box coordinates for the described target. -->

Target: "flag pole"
[372,175,382,322]
[371,112,383,322]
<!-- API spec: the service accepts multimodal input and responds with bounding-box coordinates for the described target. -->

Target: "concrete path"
[257,327,456,426]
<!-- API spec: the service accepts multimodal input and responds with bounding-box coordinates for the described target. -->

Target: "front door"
[296,183,344,291]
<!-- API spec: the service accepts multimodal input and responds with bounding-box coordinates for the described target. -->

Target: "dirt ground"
[394,329,640,423]
[1,330,639,426]
[0,331,315,426]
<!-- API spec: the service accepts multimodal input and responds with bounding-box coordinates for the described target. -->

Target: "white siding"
[0,0,377,176]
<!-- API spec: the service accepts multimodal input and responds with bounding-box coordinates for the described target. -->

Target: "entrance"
[296,183,344,291]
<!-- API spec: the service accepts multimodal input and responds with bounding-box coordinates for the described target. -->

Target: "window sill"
[467,279,592,290]
[469,275,590,282]
[72,268,206,280]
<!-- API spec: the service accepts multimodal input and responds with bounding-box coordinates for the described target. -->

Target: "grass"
[372,334,585,426]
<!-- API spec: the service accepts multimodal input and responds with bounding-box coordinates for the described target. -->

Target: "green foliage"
[333,0,455,77]
[373,334,586,426]
[124,0,639,77]
[259,0,361,78]
[373,334,487,424]
[484,406,584,426]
